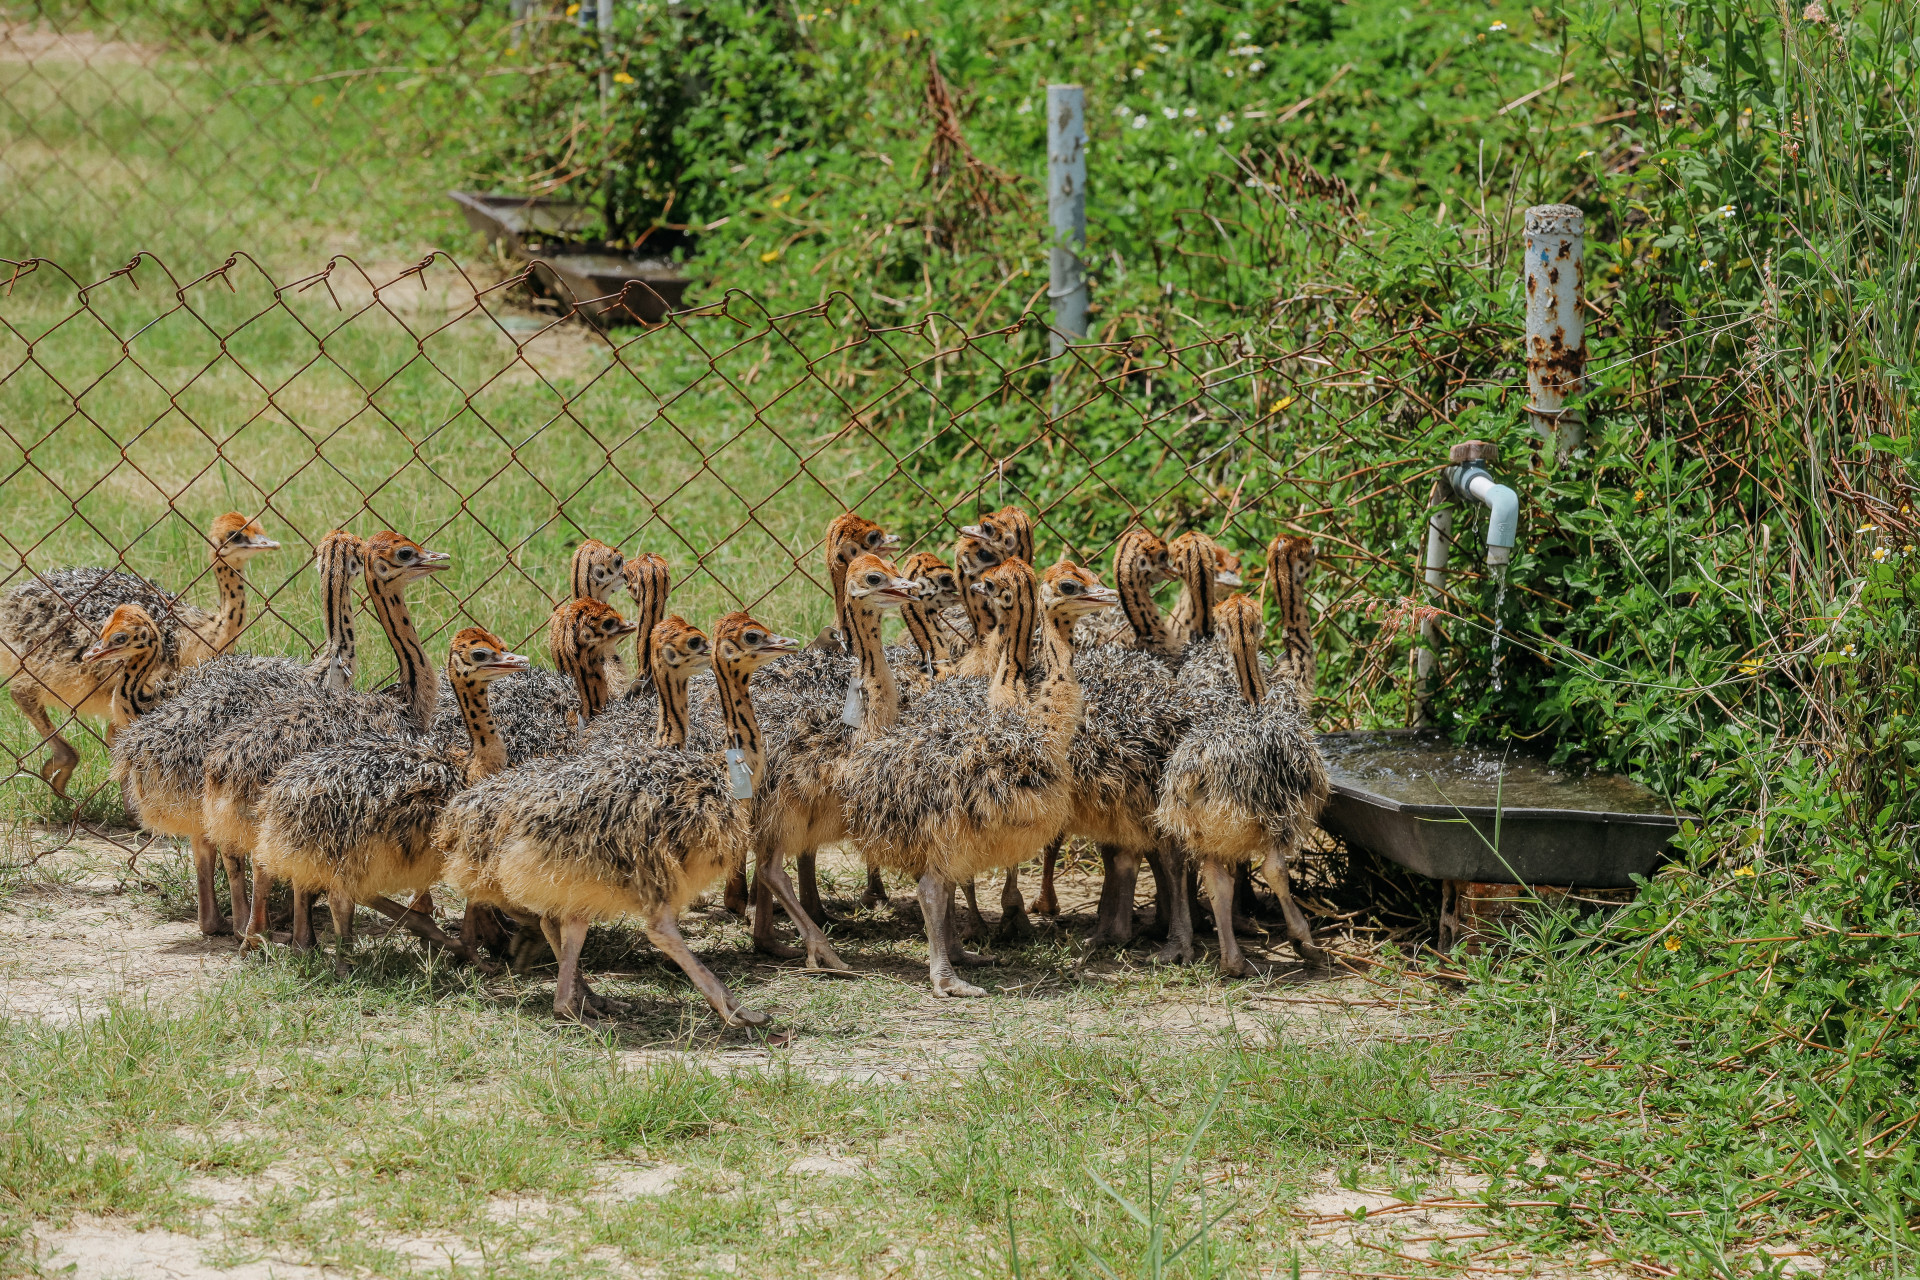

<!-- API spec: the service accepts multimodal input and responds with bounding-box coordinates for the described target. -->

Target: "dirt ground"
[2,831,1647,1279]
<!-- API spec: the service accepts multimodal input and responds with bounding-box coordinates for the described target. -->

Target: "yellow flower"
[1269,396,1295,414]
[1734,865,1757,877]
[1634,490,1646,501]
[1617,990,1631,1000]
[612,72,634,85]
[565,2,579,12]
[760,250,781,263]
[1738,659,1762,676]
[1664,935,1682,951]
[1858,523,1880,533]
[772,192,792,207]
[1872,546,1890,562]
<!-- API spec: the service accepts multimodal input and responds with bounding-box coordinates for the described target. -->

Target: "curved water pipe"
[1415,440,1519,722]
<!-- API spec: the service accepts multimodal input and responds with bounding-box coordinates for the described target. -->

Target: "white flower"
[1113,103,1130,117]
[1182,105,1199,117]
[1872,546,1890,562]
[1132,114,1148,129]
[1216,116,1234,132]
[1152,42,1170,53]
[1131,67,1145,78]
[1701,258,1715,271]
[1223,68,1235,77]
[1162,105,1178,119]
[1489,20,1507,30]
[1715,203,1736,219]
[1858,523,1881,533]
[1018,99,1032,114]
[1577,149,1596,159]
[1842,642,1857,656]
[1235,30,1250,39]
[1146,27,1160,36]
[1166,158,1178,171]
[1193,127,1207,137]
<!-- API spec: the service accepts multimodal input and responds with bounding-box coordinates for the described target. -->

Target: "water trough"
[450,191,691,327]
[1315,731,1687,946]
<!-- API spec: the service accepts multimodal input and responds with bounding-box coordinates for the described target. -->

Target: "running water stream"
[1488,562,1509,693]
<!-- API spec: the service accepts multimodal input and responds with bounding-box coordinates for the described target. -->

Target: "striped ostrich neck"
[1271,559,1314,692]
[843,593,902,738]
[551,617,612,720]
[1177,544,1216,641]
[957,547,996,641]
[209,551,248,654]
[1031,597,1086,760]
[626,561,669,694]
[653,656,694,748]
[1115,534,1173,653]
[570,545,613,602]
[310,538,359,690]
[368,571,436,729]
[1225,612,1269,707]
[897,594,948,675]
[450,662,506,782]
[109,641,168,725]
[984,578,1037,709]
[713,655,765,796]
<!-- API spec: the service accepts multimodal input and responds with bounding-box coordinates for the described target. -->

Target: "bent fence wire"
[0,250,1478,841]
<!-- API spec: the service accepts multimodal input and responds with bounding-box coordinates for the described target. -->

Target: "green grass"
[0,841,1456,1279]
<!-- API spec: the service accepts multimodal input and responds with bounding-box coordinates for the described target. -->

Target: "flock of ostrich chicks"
[0,506,1334,1027]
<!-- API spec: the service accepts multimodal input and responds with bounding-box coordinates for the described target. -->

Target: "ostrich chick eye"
[471,649,492,663]
[745,631,764,645]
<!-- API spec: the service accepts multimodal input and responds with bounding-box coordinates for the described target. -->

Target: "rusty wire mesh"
[0,248,1478,840]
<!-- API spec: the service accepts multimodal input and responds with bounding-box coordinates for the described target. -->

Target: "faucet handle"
[1449,440,1499,466]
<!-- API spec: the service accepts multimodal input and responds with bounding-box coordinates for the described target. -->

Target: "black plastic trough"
[1314,730,1685,888]
[450,191,692,327]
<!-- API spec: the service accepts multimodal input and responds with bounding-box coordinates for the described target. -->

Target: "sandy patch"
[0,846,239,1023]
[32,1214,327,1280]
[591,1163,688,1200]
[0,23,165,67]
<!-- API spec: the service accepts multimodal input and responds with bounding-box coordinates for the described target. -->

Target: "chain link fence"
[0,247,1481,841]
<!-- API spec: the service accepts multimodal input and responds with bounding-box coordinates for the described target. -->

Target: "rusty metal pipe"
[1524,204,1585,465]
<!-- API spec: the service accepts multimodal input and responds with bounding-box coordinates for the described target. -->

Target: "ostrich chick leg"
[920,874,987,998]
[995,866,1033,942]
[291,888,318,952]
[722,863,750,917]
[221,850,250,934]
[1261,843,1330,967]
[642,907,771,1028]
[540,916,628,1013]
[362,895,497,973]
[1200,862,1252,977]
[1091,847,1142,946]
[551,917,598,1023]
[862,867,891,910]
[1148,846,1195,965]
[796,851,836,924]
[1029,838,1062,916]
[190,835,231,936]
[326,888,355,978]
[755,850,851,971]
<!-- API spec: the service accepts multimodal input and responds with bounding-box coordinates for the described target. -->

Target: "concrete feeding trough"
[450,191,692,328]
[1314,730,1687,947]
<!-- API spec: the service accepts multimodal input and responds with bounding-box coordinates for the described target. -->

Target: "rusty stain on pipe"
[1524,204,1585,465]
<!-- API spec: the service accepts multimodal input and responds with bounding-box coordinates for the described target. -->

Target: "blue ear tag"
[841,674,863,727]
[725,748,754,799]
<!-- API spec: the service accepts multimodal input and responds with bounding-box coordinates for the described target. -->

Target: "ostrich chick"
[254,629,532,976]
[1155,593,1330,974]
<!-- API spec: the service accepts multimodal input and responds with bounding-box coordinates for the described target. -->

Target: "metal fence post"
[1047,84,1088,360]
[1523,203,1585,464]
